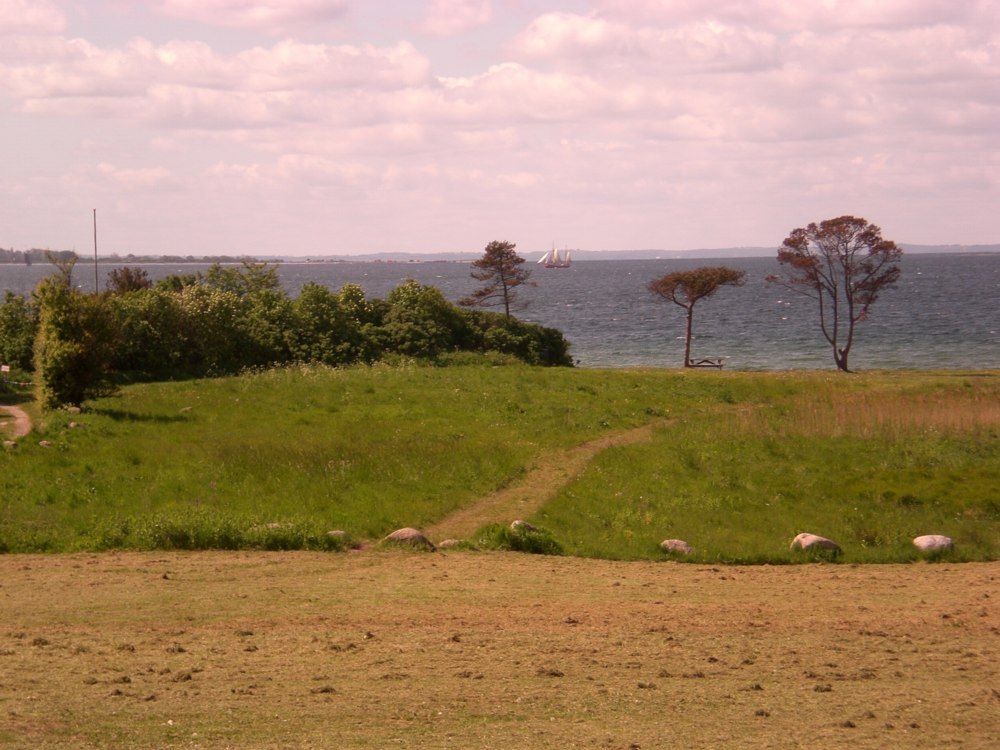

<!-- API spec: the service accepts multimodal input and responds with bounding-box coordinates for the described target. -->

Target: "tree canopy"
[767,215,901,372]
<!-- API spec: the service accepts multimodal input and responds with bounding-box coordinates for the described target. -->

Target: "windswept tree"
[44,250,78,288]
[767,215,902,372]
[460,240,534,319]
[106,266,153,293]
[648,266,745,367]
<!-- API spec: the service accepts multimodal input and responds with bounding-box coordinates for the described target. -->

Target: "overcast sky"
[1,0,997,258]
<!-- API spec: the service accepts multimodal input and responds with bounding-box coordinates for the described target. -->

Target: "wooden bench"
[687,358,724,369]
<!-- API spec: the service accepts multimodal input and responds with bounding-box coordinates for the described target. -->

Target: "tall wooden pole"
[93,208,98,292]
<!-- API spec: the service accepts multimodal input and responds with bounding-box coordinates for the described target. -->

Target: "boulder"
[660,539,693,555]
[384,527,436,551]
[789,532,841,554]
[913,534,954,552]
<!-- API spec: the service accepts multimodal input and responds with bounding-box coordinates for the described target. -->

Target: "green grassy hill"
[2,363,997,561]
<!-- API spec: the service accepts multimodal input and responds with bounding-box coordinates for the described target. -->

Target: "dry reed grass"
[732,377,1000,439]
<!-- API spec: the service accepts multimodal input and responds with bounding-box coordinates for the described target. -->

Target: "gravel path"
[0,403,32,439]
[425,421,662,541]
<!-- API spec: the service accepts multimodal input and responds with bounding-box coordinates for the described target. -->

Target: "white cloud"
[0,0,64,36]
[156,0,350,32]
[419,0,493,36]
[595,0,1000,33]
[514,12,781,74]
[1,0,998,254]
[1,36,432,130]
[96,162,178,190]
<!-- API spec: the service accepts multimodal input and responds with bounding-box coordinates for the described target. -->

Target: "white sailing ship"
[538,245,572,268]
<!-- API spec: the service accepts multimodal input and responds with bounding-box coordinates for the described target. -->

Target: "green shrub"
[33,279,117,408]
[0,290,37,372]
[472,522,563,555]
[87,512,354,552]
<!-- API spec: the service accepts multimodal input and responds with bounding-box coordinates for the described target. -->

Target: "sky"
[1,0,998,258]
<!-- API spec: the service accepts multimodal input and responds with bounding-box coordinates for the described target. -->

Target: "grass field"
[1,552,997,749]
[1,364,998,748]
[1,363,998,561]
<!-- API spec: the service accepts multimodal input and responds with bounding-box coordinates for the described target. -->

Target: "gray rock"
[660,539,694,555]
[384,527,436,551]
[912,534,953,552]
[789,532,841,554]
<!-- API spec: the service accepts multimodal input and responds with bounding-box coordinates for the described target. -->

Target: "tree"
[106,266,153,293]
[203,261,281,298]
[0,291,37,371]
[44,250,78,287]
[648,266,746,367]
[33,278,116,408]
[767,215,901,372]
[460,240,534,319]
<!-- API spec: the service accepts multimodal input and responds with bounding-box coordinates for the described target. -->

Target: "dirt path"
[425,421,662,541]
[0,403,32,439]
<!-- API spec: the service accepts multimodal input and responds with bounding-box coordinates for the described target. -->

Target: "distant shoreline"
[2,243,998,266]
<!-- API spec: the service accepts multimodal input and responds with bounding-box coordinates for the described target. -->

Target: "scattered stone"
[660,539,694,555]
[38,440,52,448]
[68,421,82,429]
[65,406,81,415]
[2,441,15,450]
[383,527,436,551]
[180,406,193,413]
[913,534,954,552]
[510,520,537,532]
[789,532,841,554]
[437,539,461,549]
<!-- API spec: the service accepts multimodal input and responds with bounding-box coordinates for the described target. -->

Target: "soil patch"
[0,553,996,749]
[0,403,31,439]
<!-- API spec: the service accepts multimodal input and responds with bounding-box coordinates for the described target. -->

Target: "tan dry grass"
[734,381,1000,439]
[1,552,997,749]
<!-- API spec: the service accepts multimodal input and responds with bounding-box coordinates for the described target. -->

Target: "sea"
[2,254,998,370]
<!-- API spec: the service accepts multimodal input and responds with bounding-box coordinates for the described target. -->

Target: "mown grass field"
[1,363,998,561]
[1,552,997,749]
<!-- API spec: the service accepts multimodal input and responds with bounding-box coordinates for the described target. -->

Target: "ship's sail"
[538,245,571,268]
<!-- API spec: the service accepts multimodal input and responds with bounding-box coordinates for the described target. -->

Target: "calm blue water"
[2,254,998,370]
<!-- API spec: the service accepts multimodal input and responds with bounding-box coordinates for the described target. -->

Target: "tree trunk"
[683,305,694,367]
[834,346,851,372]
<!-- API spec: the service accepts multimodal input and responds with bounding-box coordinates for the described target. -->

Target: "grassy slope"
[1,364,998,560]
[541,372,1000,562]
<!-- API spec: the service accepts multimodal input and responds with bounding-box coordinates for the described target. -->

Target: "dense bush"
[0,290,36,372]
[19,263,572,407]
[33,278,117,408]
